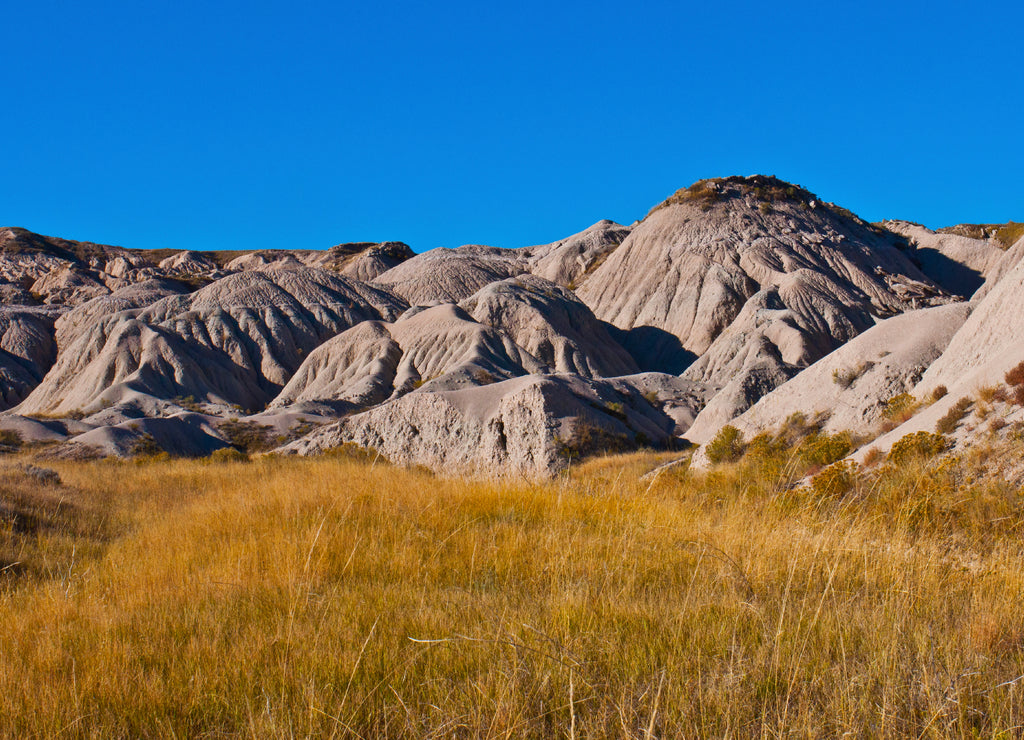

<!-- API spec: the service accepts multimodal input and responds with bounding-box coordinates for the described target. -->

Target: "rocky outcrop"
[54,278,189,348]
[914,247,1024,399]
[280,374,676,477]
[576,177,956,430]
[321,242,415,281]
[459,275,638,378]
[271,304,545,410]
[272,276,636,410]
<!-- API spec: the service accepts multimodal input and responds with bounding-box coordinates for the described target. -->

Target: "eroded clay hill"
[577,177,954,429]
[2,176,1016,475]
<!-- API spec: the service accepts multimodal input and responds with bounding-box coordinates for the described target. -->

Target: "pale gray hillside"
[373,245,529,304]
[54,278,190,348]
[884,220,1003,297]
[0,306,61,410]
[271,277,637,411]
[270,304,546,410]
[575,176,954,432]
[280,374,676,477]
[691,302,971,445]
[578,177,949,354]
[914,245,1024,400]
[158,250,220,274]
[974,234,1024,300]
[16,269,407,416]
[459,275,638,378]
[524,220,631,288]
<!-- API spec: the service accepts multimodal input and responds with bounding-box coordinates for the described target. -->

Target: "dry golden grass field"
[1,434,1023,738]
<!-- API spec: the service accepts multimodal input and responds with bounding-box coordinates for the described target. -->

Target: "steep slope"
[884,220,1003,297]
[271,304,546,410]
[0,306,61,410]
[459,275,638,377]
[524,220,632,288]
[54,278,190,348]
[271,276,636,410]
[16,269,407,415]
[974,234,1024,300]
[693,302,971,444]
[914,246,1024,398]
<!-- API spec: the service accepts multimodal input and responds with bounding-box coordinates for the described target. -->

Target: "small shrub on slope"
[796,431,852,469]
[0,429,23,453]
[706,425,746,464]
[219,419,277,453]
[887,431,948,465]
[811,460,859,499]
[883,393,919,424]
[935,397,973,435]
[1005,360,1024,390]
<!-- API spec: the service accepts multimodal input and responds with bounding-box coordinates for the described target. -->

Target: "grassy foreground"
[1,446,1023,738]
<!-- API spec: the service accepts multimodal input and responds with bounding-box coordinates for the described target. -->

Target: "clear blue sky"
[3,0,1021,253]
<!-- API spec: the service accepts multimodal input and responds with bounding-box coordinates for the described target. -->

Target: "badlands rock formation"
[283,374,676,477]
[2,175,1018,475]
[16,269,407,415]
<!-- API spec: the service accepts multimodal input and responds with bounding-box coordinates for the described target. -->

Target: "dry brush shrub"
[882,392,919,425]
[831,362,870,389]
[705,424,745,464]
[810,459,859,498]
[887,431,948,466]
[218,418,278,453]
[1004,360,1024,405]
[935,397,973,434]
[0,430,23,453]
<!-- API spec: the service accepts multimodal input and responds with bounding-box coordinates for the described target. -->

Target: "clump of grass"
[811,459,858,498]
[555,420,633,461]
[930,384,948,402]
[831,363,869,389]
[1005,360,1024,389]
[172,395,205,413]
[995,221,1024,249]
[206,447,248,463]
[936,397,973,434]
[861,446,884,467]
[129,432,163,458]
